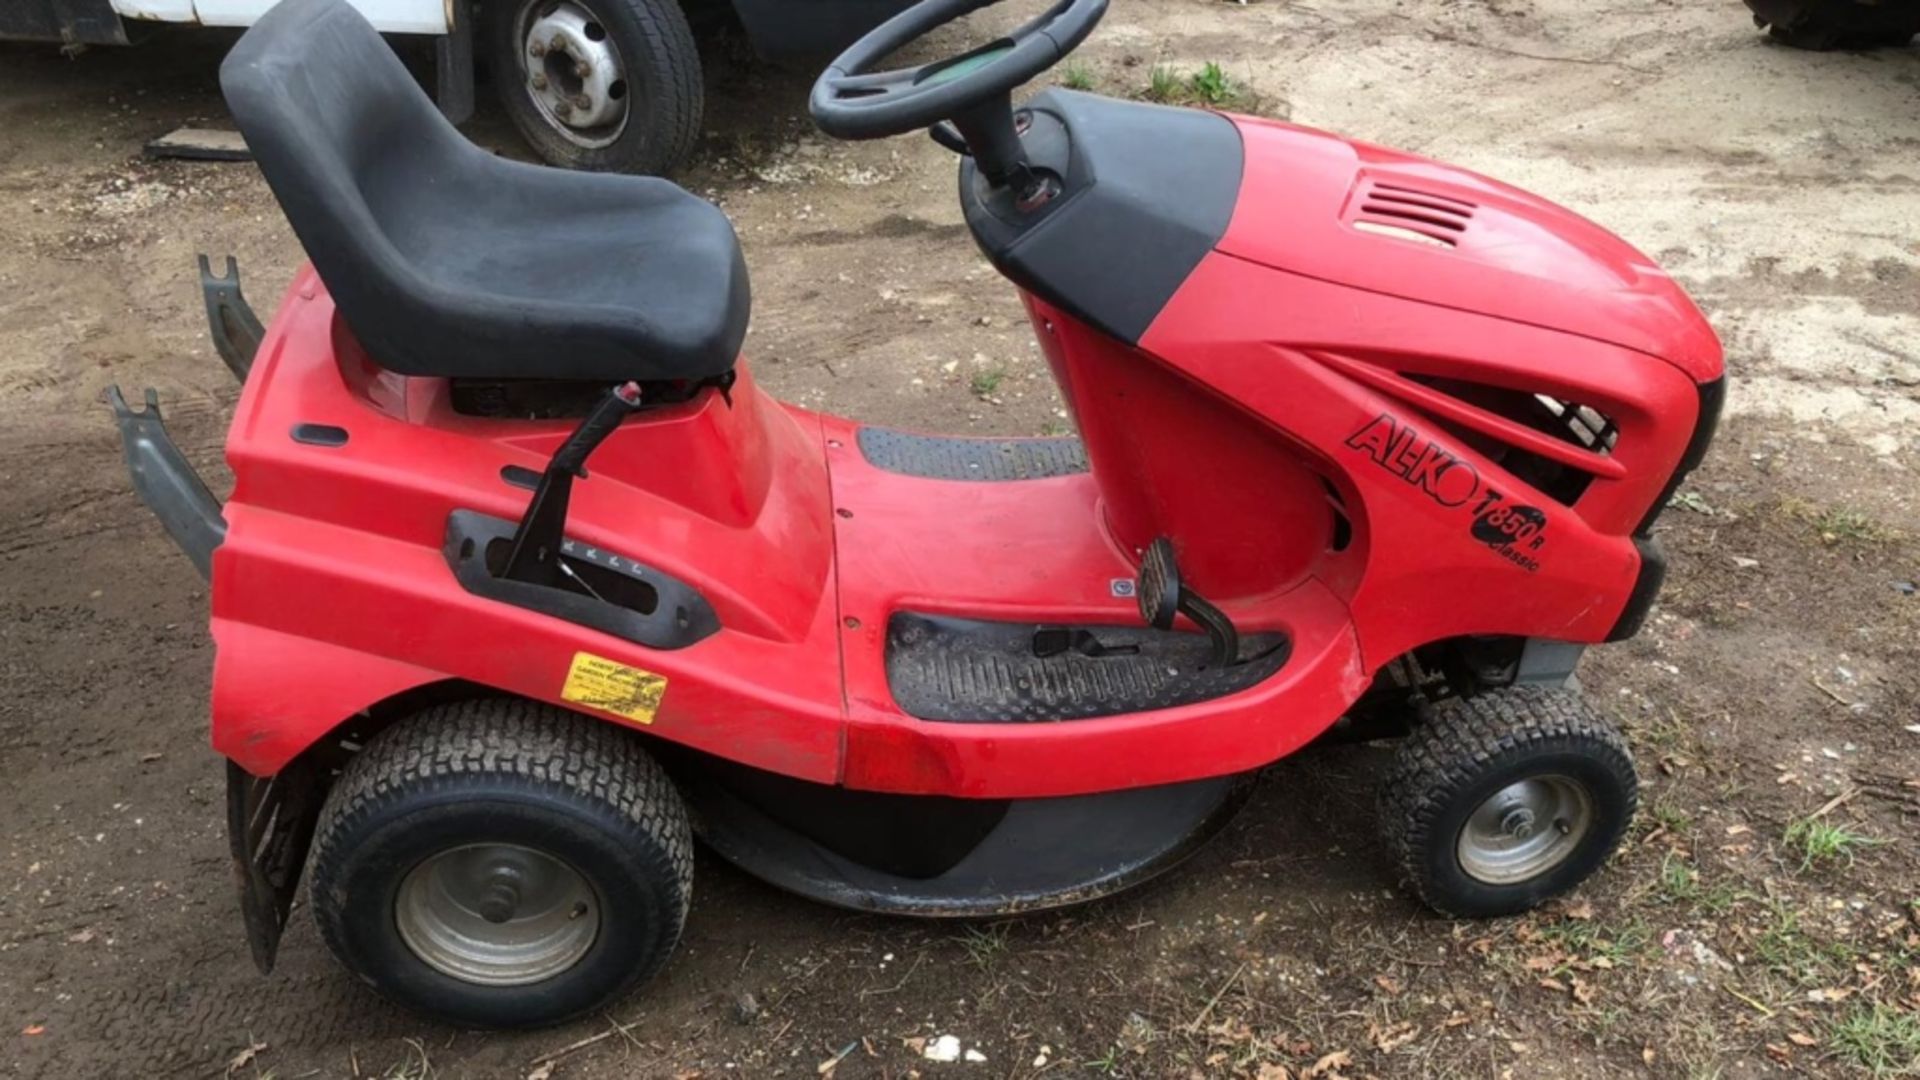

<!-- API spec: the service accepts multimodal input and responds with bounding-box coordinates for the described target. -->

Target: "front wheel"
[1378,686,1637,918]
[308,700,693,1028]
[489,0,704,173]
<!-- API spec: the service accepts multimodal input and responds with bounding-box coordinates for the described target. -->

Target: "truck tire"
[1378,686,1637,918]
[490,0,703,173]
[308,699,693,1028]
[1745,0,1920,49]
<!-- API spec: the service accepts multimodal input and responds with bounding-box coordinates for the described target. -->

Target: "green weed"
[1784,815,1882,870]
[1188,61,1238,106]
[1830,1004,1920,1078]
[969,368,1007,399]
[957,922,1010,969]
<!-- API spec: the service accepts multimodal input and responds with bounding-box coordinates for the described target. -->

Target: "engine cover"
[1219,116,1720,382]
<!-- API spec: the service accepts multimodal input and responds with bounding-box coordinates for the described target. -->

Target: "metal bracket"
[107,387,227,581]
[199,254,265,383]
[1514,638,1587,688]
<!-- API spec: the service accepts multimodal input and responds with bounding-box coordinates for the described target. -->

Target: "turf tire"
[308,699,692,1028]
[1379,686,1637,918]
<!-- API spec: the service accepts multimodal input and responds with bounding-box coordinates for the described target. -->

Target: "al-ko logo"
[1345,412,1549,572]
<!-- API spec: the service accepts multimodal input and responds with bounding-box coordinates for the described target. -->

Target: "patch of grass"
[957,922,1010,970]
[1648,797,1694,836]
[1060,62,1096,91]
[1784,815,1882,871]
[1143,61,1242,107]
[1188,61,1238,106]
[1145,65,1183,102]
[1829,1004,1920,1078]
[1754,899,1853,986]
[1812,508,1891,545]
[969,368,1007,399]
[1778,497,1902,546]
[1535,916,1653,970]
[1655,855,1737,914]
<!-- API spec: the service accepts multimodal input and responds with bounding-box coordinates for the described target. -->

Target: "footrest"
[885,612,1289,723]
[857,427,1088,481]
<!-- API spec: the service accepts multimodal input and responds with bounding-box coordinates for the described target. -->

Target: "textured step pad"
[856,427,1088,481]
[886,613,1290,723]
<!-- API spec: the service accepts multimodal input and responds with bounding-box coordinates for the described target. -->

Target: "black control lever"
[1136,537,1240,668]
[928,121,968,157]
[500,381,644,586]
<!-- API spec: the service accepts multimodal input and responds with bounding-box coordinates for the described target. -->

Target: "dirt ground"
[3,1,1919,1077]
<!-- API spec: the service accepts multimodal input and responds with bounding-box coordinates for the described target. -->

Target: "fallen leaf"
[1561,899,1596,921]
[1787,1032,1817,1047]
[1538,977,1568,992]
[225,1040,268,1075]
[1308,1049,1353,1077]
[22,1025,45,1037]
[525,1064,556,1080]
[1642,1046,1656,1066]
[1571,978,1595,1004]
[1443,1012,1470,1029]
[1256,1064,1293,1080]
[1370,1021,1419,1053]
[1372,975,1403,997]
[1765,1043,1792,1064]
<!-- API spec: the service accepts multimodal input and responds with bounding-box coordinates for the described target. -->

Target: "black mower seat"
[220,0,749,384]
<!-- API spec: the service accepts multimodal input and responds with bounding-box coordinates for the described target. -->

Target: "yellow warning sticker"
[561,651,668,725]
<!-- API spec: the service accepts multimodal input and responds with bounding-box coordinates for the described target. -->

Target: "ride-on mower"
[110,0,1724,1028]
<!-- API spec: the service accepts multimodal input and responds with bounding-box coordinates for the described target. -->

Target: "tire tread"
[308,698,692,1023]
[1378,685,1636,916]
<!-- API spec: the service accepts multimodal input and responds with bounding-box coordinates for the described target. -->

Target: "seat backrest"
[220,0,471,368]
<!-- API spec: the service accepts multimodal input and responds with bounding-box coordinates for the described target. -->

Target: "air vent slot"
[1535,395,1619,455]
[1351,179,1477,248]
[1405,375,1620,506]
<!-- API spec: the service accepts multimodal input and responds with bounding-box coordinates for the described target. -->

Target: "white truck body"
[110,0,448,34]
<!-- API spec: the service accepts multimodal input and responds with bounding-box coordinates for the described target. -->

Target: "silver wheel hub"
[1456,775,1594,885]
[396,843,600,986]
[523,1,628,147]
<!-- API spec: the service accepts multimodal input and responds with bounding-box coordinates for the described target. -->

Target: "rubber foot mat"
[857,427,1089,481]
[886,612,1290,723]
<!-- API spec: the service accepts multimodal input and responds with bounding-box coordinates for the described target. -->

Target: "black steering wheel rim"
[809,0,1108,141]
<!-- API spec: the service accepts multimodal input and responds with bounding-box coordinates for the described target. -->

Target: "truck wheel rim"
[519,0,630,149]
[1455,775,1594,885]
[396,842,600,985]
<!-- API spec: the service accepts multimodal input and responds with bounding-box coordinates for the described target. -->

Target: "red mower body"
[203,109,1723,802]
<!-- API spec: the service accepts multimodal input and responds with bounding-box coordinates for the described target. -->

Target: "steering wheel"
[810,0,1107,187]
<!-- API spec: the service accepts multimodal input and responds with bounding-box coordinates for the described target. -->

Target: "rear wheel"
[1378,686,1636,918]
[489,0,703,173]
[308,699,692,1028]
